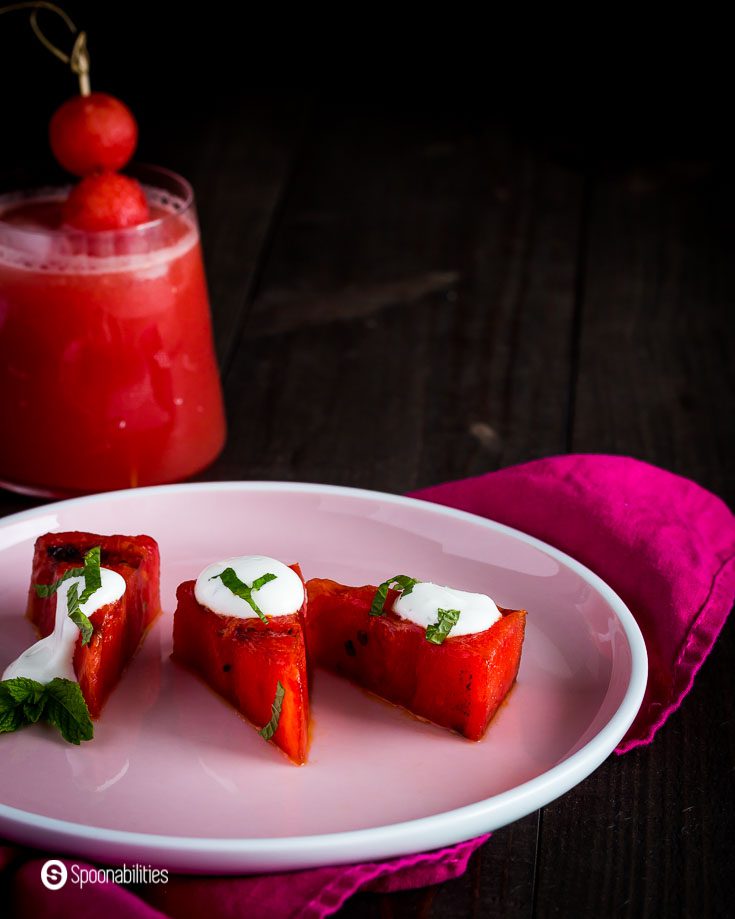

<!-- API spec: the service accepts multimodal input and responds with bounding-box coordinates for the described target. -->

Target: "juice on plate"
[0,166,226,496]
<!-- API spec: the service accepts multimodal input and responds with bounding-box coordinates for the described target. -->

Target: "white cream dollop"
[393,581,501,637]
[2,568,126,683]
[195,555,304,619]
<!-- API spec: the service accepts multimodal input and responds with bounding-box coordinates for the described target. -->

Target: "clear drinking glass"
[0,164,226,496]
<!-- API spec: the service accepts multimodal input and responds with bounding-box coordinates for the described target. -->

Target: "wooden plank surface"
[531,160,735,919]
[215,104,582,488]
[138,93,310,369]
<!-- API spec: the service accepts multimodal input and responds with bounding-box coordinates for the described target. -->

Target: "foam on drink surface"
[0,186,199,275]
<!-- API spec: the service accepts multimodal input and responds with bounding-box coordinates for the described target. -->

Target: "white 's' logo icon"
[41,860,68,890]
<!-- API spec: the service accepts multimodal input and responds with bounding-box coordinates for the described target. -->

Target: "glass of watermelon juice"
[0,165,226,496]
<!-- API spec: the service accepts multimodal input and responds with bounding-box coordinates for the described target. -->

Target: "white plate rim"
[0,480,648,872]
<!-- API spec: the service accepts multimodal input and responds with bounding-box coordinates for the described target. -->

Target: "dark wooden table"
[1,86,733,917]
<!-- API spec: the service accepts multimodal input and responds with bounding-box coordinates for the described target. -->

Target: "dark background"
[1,3,734,918]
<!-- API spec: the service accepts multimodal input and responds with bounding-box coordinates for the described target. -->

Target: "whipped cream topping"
[195,555,304,619]
[393,581,501,637]
[2,568,126,683]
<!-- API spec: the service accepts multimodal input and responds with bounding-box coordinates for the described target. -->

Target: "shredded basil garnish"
[66,582,94,645]
[369,575,420,617]
[210,568,277,623]
[34,545,102,646]
[78,545,101,604]
[259,681,285,741]
[425,608,461,645]
[34,566,84,598]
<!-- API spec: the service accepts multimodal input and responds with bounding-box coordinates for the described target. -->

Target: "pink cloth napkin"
[5,455,735,919]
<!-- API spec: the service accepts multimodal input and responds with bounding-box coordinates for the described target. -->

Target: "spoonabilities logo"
[41,859,68,890]
[40,858,168,890]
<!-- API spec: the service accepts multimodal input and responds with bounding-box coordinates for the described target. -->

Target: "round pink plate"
[0,482,647,873]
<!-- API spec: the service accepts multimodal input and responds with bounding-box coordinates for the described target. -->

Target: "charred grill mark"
[46,544,82,562]
[46,544,139,570]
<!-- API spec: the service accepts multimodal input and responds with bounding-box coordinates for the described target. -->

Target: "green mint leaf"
[259,681,285,742]
[0,678,92,743]
[425,608,461,645]
[0,707,24,733]
[0,676,46,703]
[369,575,420,617]
[0,679,41,732]
[210,568,277,623]
[66,582,94,646]
[34,566,84,598]
[0,682,28,733]
[23,696,47,724]
[79,546,102,604]
[0,683,19,719]
[43,678,94,745]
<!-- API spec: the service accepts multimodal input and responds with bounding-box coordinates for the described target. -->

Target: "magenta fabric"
[8,838,487,919]
[410,454,735,752]
[5,455,734,918]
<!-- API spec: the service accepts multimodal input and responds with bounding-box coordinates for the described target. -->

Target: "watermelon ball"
[62,172,150,231]
[50,93,138,176]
